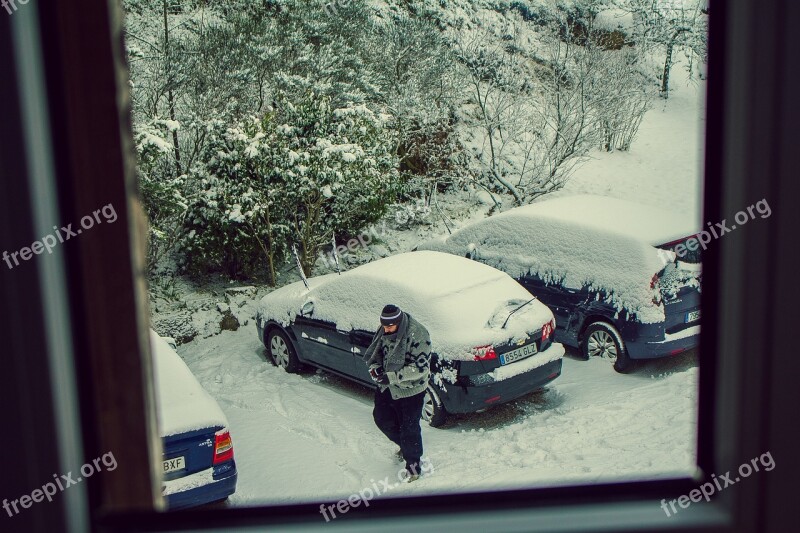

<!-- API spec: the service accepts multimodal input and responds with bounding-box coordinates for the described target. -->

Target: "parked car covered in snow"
[151,331,238,509]
[255,251,564,427]
[418,194,702,373]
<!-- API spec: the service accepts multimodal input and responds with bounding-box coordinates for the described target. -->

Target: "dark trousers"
[373,387,425,474]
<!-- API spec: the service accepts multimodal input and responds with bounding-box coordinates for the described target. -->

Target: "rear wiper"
[502,297,537,329]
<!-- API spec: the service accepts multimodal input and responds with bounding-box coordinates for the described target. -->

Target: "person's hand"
[369,366,389,385]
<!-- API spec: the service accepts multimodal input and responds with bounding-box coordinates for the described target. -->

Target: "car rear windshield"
[658,236,702,264]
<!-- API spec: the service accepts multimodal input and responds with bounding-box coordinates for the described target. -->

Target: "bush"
[179,93,400,281]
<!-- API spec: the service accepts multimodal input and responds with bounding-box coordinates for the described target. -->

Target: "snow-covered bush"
[179,93,400,281]
[133,118,187,273]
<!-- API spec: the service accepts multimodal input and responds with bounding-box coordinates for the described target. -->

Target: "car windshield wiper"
[502,297,537,329]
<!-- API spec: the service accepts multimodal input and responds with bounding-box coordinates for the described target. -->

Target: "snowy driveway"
[177,323,698,507]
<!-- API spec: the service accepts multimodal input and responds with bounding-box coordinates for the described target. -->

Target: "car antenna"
[331,233,341,275]
[291,244,310,290]
[502,297,537,329]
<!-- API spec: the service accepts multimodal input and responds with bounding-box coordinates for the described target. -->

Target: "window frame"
[4,0,797,531]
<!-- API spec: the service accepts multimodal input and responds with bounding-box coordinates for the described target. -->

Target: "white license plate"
[685,310,700,323]
[162,456,185,474]
[499,343,538,365]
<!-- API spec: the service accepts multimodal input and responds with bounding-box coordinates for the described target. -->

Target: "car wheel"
[422,385,447,427]
[582,322,633,373]
[267,328,302,373]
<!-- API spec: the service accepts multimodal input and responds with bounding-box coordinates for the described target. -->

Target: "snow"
[162,119,181,132]
[151,44,705,510]
[150,331,229,437]
[162,467,216,496]
[138,132,173,154]
[228,204,245,223]
[512,195,698,246]
[420,203,668,323]
[491,343,564,382]
[553,79,705,223]
[175,326,698,506]
[257,251,557,361]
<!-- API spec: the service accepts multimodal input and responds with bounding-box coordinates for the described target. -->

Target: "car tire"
[581,322,633,373]
[422,385,447,428]
[267,328,302,373]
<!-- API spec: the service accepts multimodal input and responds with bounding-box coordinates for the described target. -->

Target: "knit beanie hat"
[380,304,402,326]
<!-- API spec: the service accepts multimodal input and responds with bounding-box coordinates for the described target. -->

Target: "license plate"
[162,456,185,474]
[685,310,700,323]
[499,343,538,365]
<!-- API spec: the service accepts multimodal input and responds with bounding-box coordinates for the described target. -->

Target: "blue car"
[150,331,238,509]
[419,195,701,373]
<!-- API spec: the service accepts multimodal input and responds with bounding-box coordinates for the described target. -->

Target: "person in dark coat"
[364,304,432,481]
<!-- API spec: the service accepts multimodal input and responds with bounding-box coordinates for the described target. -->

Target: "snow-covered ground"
[179,324,697,506]
[169,72,705,507]
[554,75,706,223]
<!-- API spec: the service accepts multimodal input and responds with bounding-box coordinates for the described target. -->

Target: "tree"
[365,15,463,199]
[622,0,708,98]
[456,15,610,204]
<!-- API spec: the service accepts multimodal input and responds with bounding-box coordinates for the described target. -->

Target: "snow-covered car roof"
[257,251,554,360]
[511,194,698,246]
[418,196,688,324]
[150,330,229,437]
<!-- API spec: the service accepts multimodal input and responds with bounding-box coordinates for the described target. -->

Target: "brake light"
[213,429,234,465]
[650,273,660,289]
[472,344,497,361]
[542,319,555,341]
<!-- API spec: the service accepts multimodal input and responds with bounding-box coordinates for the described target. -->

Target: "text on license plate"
[163,456,185,474]
[685,310,700,323]
[499,343,538,365]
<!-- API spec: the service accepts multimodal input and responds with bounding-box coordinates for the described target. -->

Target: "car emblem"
[516,338,526,346]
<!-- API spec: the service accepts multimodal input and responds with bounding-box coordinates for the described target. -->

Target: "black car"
[419,194,701,373]
[255,251,563,426]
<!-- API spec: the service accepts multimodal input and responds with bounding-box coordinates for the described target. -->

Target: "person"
[364,304,432,482]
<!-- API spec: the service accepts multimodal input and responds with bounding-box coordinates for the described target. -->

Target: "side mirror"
[300,301,314,317]
[465,243,477,260]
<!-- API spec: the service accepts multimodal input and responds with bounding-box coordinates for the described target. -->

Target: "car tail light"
[213,429,234,465]
[542,319,555,341]
[650,273,664,305]
[472,344,497,361]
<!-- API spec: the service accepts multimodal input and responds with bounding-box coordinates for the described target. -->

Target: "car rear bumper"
[441,344,564,414]
[627,325,701,359]
[164,462,238,510]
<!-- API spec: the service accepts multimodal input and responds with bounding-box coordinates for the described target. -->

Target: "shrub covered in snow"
[179,93,400,281]
[133,118,187,274]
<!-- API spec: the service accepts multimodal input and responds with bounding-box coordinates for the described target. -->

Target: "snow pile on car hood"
[150,330,229,437]
[420,196,674,323]
[257,251,556,361]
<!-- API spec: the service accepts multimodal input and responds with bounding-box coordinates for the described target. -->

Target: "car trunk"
[456,299,553,378]
[161,426,223,483]
[656,239,702,334]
